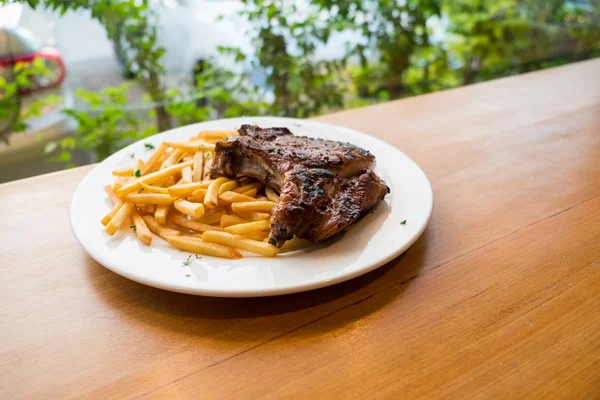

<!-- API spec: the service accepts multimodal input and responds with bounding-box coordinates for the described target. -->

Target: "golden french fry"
[202,231,279,257]
[202,152,214,181]
[116,160,194,197]
[155,204,170,225]
[256,196,268,201]
[191,188,207,202]
[101,185,124,226]
[146,204,155,214]
[139,181,169,194]
[141,143,168,175]
[136,159,145,172]
[192,152,204,182]
[240,188,258,198]
[163,141,215,152]
[234,182,263,193]
[125,193,177,205]
[218,180,239,194]
[183,156,193,162]
[142,215,180,238]
[131,210,152,245]
[205,177,229,209]
[162,176,176,187]
[220,214,250,227]
[280,236,312,253]
[235,211,271,221]
[265,187,280,202]
[224,219,270,235]
[172,214,224,233]
[174,199,205,218]
[194,210,225,225]
[111,181,123,192]
[243,231,270,241]
[197,130,238,140]
[161,148,184,169]
[181,166,193,184]
[112,167,135,177]
[231,201,276,213]
[168,182,205,197]
[105,202,133,236]
[104,184,121,205]
[219,191,258,203]
[165,235,241,259]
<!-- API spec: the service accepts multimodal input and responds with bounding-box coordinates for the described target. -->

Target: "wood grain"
[1,59,599,399]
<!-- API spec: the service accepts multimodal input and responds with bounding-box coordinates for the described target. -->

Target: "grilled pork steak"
[211,125,390,247]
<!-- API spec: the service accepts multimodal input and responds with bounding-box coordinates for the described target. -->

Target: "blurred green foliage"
[1,0,598,164]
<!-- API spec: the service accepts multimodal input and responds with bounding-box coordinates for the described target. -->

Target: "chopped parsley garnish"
[129,152,135,159]
[195,254,202,259]
[400,220,407,225]
[132,169,141,177]
[186,274,191,278]
[144,143,155,150]
[205,153,212,159]
[130,224,137,232]
[182,255,192,266]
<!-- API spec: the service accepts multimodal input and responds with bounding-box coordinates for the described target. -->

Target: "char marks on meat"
[211,125,390,247]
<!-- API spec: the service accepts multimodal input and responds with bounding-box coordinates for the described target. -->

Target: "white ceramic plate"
[70,117,432,297]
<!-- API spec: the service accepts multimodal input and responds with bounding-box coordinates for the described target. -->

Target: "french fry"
[240,188,258,198]
[202,152,213,181]
[165,235,241,259]
[205,177,230,208]
[192,152,204,182]
[131,210,152,245]
[143,215,180,238]
[174,199,205,218]
[265,187,280,203]
[141,143,168,175]
[116,160,194,197]
[104,184,121,205]
[279,236,312,253]
[197,130,238,140]
[183,156,193,162]
[125,193,177,205]
[139,181,169,194]
[194,210,225,225]
[243,231,271,241]
[220,214,250,227]
[155,204,170,225]
[136,159,145,172]
[231,201,276,213]
[181,166,193,184]
[105,202,133,236]
[234,182,263,193]
[218,180,239,194]
[146,204,155,214]
[111,181,123,192]
[101,185,124,226]
[161,149,184,169]
[172,214,224,233]
[202,231,279,257]
[191,188,207,202]
[235,211,271,221]
[219,191,257,203]
[112,167,134,177]
[163,141,215,152]
[168,182,204,197]
[224,220,270,235]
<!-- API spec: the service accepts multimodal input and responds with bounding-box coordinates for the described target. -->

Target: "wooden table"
[2,59,599,399]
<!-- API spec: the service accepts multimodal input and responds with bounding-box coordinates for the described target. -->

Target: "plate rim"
[70,116,433,297]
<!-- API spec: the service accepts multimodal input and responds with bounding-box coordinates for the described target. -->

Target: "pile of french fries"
[101,130,307,259]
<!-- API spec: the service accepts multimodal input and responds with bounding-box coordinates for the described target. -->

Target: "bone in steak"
[211,125,390,247]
